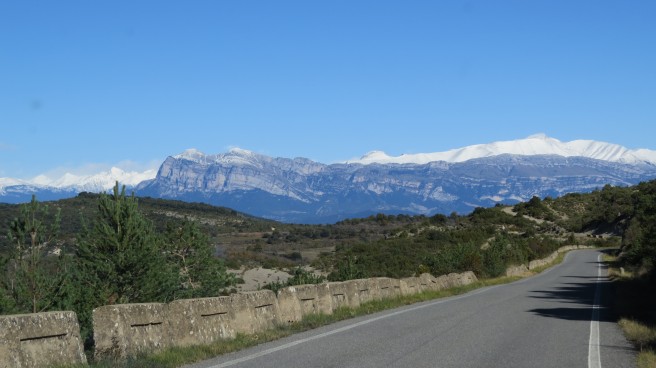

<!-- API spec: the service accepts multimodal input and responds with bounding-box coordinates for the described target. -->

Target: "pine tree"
[75,183,176,307]
[2,195,65,313]
[164,219,235,298]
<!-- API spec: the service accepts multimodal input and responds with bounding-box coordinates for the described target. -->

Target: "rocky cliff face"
[136,150,656,223]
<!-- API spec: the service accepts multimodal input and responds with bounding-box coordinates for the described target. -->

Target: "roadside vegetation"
[66,275,521,368]
[4,179,656,366]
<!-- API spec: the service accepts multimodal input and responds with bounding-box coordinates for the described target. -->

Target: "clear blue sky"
[1,1,655,179]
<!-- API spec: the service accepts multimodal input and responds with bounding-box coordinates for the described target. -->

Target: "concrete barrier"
[341,280,363,308]
[0,262,558,366]
[505,264,530,277]
[168,297,235,347]
[343,280,369,308]
[399,277,422,296]
[505,245,596,276]
[434,274,450,290]
[230,290,280,334]
[276,286,304,324]
[93,303,170,360]
[351,278,380,304]
[88,270,483,361]
[528,251,558,269]
[419,273,439,291]
[376,277,401,299]
[0,311,86,368]
[446,271,478,287]
[327,282,357,310]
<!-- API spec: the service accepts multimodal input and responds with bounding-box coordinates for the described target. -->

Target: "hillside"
[2,179,654,282]
[0,185,615,279]
[4,135,656,223]
[3,179,656,352]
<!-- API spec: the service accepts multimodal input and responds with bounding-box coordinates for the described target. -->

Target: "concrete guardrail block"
[93,303,170,360]
[168,297,235,347]
[0,311,86,368]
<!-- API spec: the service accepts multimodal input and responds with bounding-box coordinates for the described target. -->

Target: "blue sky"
[1,1,655,179]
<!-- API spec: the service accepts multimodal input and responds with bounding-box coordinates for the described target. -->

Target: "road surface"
[187,250,635,368]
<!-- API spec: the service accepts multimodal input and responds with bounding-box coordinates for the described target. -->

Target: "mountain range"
[3,134,656,223]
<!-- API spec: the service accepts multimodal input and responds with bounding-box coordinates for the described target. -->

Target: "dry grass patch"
[604,253,656,368]
[618,318,656,368]
[619,318,656,351]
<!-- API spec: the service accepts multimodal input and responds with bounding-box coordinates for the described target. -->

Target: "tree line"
[0,183,235,345]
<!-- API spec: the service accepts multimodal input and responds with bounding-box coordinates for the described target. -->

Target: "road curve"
[186,250,635,368]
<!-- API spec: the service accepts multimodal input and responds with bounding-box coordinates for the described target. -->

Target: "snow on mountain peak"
[526,133,550,140]
[357,151,392,163]
[0,167,159,192]
[228,147,254,156]
[175,148,207,162]
[347,134,656,166]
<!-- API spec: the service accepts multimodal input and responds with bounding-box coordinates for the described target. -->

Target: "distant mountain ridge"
[136,149,656,223]
[0,168,157,203]
[348,134,656,165]
[0,168,156,193]
[3,134,656,223]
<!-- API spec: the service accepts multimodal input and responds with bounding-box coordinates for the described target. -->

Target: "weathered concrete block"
[168,297,235,347]
[399,277,421,296]
[557,245,578,253]
[376,277,401,299]
[93,303,170,360]
[313,283,334,315]
[289,283,332,317]
[445,271,478,288]
[505,264,530,277]
[434,275,450,291]
[0,311,86,368]
[419,273,441,291]
[341,280,362,308]
[528,251,558,270]
[276,286,304,324]
[351,278,380,303]
[327,282,358,310]
[230,290,280,334]
[458,271,478,285]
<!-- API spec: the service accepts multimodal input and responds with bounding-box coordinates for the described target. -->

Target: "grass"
[604,253,656,368]
[72,256,571,368]
[75,276,522,368]
[619,318,656,368]
[529,252,566,274]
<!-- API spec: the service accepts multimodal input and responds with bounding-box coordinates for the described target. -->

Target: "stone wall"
[505,245,594,276]
[0,311,86,368]
[93,303,170,360]
[0,245,596,366]
[90,270,478,359]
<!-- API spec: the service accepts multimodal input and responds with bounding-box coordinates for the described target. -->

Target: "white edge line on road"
[588,253,603,368]
[206,285,501,368]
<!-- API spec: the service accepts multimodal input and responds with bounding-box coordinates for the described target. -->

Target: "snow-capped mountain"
[3,134,656,223]
[0,167,156,192]
[348,134,656,165]
[137,142,656,223]
[0,167,157,202]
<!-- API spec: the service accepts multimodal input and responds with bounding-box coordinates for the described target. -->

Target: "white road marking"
[588,253,603,368]
[205,286,499,368]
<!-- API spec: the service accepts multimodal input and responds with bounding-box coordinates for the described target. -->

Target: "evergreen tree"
[163,219,235,298]
[75,183,176,307]
[2,195,66,313]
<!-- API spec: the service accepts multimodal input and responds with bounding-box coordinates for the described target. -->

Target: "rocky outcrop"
[137,150,656,223]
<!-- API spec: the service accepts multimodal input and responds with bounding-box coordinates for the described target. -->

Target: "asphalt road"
[187,250,635,368]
